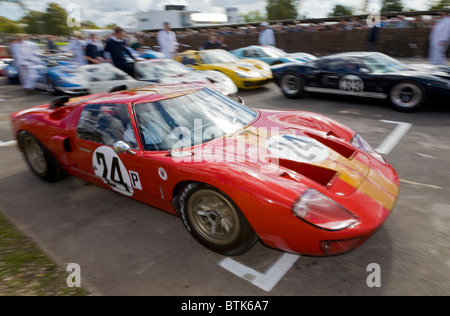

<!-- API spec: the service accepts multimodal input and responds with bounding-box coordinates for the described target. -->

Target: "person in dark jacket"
[201,35,221,50]
[103,27,136,77]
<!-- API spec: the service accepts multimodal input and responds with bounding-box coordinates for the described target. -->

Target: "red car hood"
[182,109,398,211]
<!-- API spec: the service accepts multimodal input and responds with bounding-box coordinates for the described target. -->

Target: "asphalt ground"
[0,74,449,297]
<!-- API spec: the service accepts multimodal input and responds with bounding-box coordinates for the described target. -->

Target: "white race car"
[134,59,238,97]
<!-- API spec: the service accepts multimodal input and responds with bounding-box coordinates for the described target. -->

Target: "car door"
[69,102,163,206]
[310,58,366,94]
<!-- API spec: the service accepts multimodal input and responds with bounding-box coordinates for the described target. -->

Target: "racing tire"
[19,131,68,182]
[389,81,426,112]
[178,183,258,256]
[280,71,305,99]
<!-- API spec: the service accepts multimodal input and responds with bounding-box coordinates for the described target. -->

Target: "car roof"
[322,52,384,59]
[69,83,206,105]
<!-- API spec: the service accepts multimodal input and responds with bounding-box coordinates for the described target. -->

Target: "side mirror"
[113,141,136,155]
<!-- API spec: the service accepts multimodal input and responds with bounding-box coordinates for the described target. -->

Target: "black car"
[271,52,450,112]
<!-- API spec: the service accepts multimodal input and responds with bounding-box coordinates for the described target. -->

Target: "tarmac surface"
[0,68,449,296]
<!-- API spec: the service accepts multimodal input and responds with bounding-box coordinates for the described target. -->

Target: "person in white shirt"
[66,32,87,66]
[13,35,40,93]
[258,22,275,47]
[429,12,450,65]
[157,22,179,59]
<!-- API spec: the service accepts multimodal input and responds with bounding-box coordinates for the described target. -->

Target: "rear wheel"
[280,72,305,99]
[19,131,68,182]
[389,81,426,112]
[178,183,258,256]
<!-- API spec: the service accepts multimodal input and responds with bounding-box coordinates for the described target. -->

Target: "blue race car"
[231,45,316,66]
[4,59,20,83]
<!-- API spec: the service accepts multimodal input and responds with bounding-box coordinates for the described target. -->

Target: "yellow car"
[175,49,272,89]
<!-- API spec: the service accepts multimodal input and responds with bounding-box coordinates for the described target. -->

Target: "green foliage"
[266,0,299,20]
[44,2,70,36]
[241,10,267,23]
[328,4,354,17]
[17,2,72,35]
[381,0,404,13]
[429,0,450,10]
[0,16,23,33]
[20,10,45,34]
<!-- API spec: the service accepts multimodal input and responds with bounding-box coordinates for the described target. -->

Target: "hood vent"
[305,132,356,159]
[274,158,338,187]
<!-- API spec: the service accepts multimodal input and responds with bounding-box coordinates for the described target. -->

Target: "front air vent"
[275,158,338,187]
[305,132,356,159]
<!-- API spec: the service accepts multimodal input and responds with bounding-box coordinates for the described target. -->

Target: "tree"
[241,10,267,23]
[0,16,23,33]
[381,0,404,13]
[44,2,70,36]
[82,20,100,29]
[328,4,353,17]
[20,10,45,34]
[429,0,450,10]
[266,0,299,20]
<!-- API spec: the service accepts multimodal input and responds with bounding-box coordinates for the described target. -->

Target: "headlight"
[234,71,253,79]
[292,189,358,231]
[351,133,385,164]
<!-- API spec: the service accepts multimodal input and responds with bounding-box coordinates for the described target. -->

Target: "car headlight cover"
[351,133,385,164]
[234,71,253,79]
[292,189,358,231]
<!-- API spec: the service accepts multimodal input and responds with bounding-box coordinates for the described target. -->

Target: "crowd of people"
[3,12,450,94]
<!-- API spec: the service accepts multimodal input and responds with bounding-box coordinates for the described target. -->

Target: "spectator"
[201,35,220,50]
[65,32,87,65]
[47,36,57,54]
[157,22,179,59]
[13,35,40,94]
[85,34,105,64]
[104,27,137,77]
[217,35,230,51]
[258,22,275,46]
[429,12,450,65]
[367,25,379,52]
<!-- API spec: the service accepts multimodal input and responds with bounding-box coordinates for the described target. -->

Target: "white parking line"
[0,140,17,147]
[376,120,412,155]
[219,253,300,292]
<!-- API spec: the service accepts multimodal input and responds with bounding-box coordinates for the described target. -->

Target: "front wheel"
[280,72,305,99]
[178,183,258,256]
[19,131,68,182]
[389,81,426,112]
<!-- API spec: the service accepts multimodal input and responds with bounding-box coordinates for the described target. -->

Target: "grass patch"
[0,213,87,296]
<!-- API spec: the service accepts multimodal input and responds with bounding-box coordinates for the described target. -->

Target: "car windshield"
[136,60,191,80]
[198,50,240,64]
[260,46,288,58]
[360,53,409,73]
[134,88,258,151]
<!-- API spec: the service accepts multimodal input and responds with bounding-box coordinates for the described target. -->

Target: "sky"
[0,0,432,27]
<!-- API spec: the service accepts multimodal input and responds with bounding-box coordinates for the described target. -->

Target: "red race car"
[11,83,399,256]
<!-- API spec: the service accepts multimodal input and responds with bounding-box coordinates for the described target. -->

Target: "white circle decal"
[158,167,168,181]
[267,134,329,163]
[92,146,134,197]
[339,75,364,92]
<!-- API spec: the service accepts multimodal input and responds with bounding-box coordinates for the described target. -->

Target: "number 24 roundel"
[92,146,134,197]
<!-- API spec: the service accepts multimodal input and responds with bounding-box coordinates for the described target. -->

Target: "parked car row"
[2,46,450,112]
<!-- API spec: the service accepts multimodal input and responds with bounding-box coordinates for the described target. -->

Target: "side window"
[182,54,197,65]
[77,103,138,149]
